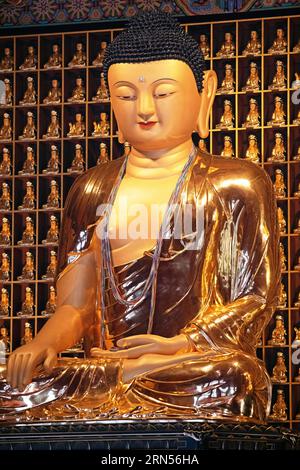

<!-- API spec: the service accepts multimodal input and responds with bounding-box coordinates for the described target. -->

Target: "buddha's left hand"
[90,333,194,359]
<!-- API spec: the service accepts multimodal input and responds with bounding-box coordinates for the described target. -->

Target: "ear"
[117,128,125,144]
[196,70,217,138]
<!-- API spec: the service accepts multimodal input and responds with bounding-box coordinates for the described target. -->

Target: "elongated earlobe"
[117,128,125,144]
[196,70,217,138]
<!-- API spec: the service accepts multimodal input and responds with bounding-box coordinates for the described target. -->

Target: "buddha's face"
[53,44,59,53]
[277,28,283,39]
[100,112,106,121]
[200,34,206,43]
[250,102,257,111]
[28,46,34,55]
[76,78,82,86]
[75,114,81,122]
[4,48,10,56]
[27,151,33,160]
[277,64,283,73]
[4,117,10,126]
[0,327,6,336]
[276,136,282,145]
[275,101,282,110]
[225,68,231,77]
[224,103,231,112]
[26,221,32,229]
[250,66,257,76]
[5,82,10,90]
[28,116,33,125]
[52,80,58,87]
[77,43,83,51]
[108,60,202,152]
[101,42,107,49]
[224,140,231,148]
[50,220,56,229]
[251,31,257,40]
[225,32,232,42]
[249,139,255,148]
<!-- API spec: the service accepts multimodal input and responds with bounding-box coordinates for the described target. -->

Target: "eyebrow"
[112,78,178,86]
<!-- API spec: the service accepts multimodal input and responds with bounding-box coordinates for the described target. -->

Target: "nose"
[137,91,155,121]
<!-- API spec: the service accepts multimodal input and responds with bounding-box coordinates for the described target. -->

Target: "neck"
[126,139,195,179]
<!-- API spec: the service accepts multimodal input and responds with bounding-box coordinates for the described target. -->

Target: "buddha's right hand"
[6,342,57,391]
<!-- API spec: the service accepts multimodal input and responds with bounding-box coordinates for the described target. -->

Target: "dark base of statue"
[0,419,299,450]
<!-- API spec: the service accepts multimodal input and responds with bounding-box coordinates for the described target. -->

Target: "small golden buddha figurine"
[0,47,13,72]
[42,250,57,280]
[67,77,85,103]
[269,389,288,421]
[242,62,260,93]
[21,322,33,345]
[0,326,10,353]
[198,139,208,154]
[292,327,300,348]
[43,110,60,140]
[67,113,85,138]
[278,210,287,237]
[0,148,11,176]
[245,134,260,164]
[19,111,36,140]
[92,112,110,136]
[199,34,210,59]
[278,283,287,309]
[279,242,286,271]
[294,183,300,198]
[294,293,300,308]
[0,288,10,317]
[294,368,300,383]
[217,63,235,94]
[268,132,286,162]
[294,255,300,271]
[267,96,286,127]
[271,352,287,383]
[242,98,260,128]
[242,30,262,56]
[92,72,109,102]
[41,286,57,317]
[0,78,13,106]
[42,215,59,245]
[221,135,234,158]
[17,251,35,281]
[19,76,37,106]
[42,180,60,209]
[216,32,235,58]
[43,144,60,174]
[216,99,234,129]
[273,168,286,199]
[0,217,11,246]
[0,182,11,211]
[92,41,107,66]
[268,60,287,91]
[293,110,300,126]
[44,44,62,69]
[293,146,300,161]
[293,39,300,53]
[17,286,35,317]
[18,181,35,211]
[97,142,109,165]
[291,72,300,90]
[0,113,12,142]
[68,42,86,68]
[268,28,287,54]
[19,46,37,70]
[17,216,35,246]
[67,143,85,173]
[43,79,62,105]
[268,314,286,346]
[0,252,10,282]
[18,146,36,175]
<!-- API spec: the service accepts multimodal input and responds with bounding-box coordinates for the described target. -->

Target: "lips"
[138,121,157,129]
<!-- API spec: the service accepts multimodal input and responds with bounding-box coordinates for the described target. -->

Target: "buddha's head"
[103,11,217,153]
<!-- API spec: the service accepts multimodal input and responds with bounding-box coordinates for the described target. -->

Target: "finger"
[12,354,23,390]
[117,335,160,348]
[43,350,57,373]
[91,344,157,359]
[22,354,39,388]
[6,353,16,385]
[21,353,32,387]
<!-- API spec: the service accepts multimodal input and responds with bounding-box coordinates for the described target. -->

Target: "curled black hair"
[102,11,205,95]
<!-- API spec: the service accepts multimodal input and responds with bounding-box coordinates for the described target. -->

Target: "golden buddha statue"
[18,181,35,210]
[292,327,300,348]
[199,34,210,59]
[18,146,36,175]
[221,135,234,158]
[0,78,13,106]
[43,145,60,174]
[67,113,85,138]
[0,217,11,246]
[0,252,10,282]
[277,210,286,237]
[67,143,85,173]
[21,322,33,346]
[42,180,60,209]
[19,76,37,106]
[245,134,260,164]
[17,286,35,317]
[216,32,235,58]
[41,286,57,317]
[43,110,60,140]
[17,216,35,246]
[92,72,110,102]
[0,47,13,72]
[217,63,235,94]
[271,352,287,383]
[268,28,287,54]
[293,110,300,126]
[216,99,234,129]
[0,326,10,353]
[273,168,286,199]
[198,139,208,154]
[44,44,62,69]
[268,315,286,346]
[42,250,57,280]
[0,113,12,142]
[0,181,11,211]
[68,43,86,68]
[242,30,262,56]
[294,255,300,271]
[0,147,11,176]
[242,62,260,93]
[242,98,260,128]
[294,183,300,198]
[294,293,300,308]
[19,46,37,70]
[67,77,85,103]
[92,41,107,67]
[293,39,300,53]
[268,132,286,162]
[267,96,286,127]
[278,282,287,305]
[17,251,35,281]
[43,79,62,105]
[279,242,286,271]
[268,60,287,91]
[42,214,59,245]
[19,111,36,140]
[92,112,110,136]
[269,390,287,421]
[97,142,109,165]
[0,12,281,424]
[0,287,10,317]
